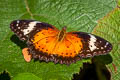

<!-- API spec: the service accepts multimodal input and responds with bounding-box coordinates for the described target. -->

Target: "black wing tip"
[10,20,16,26]
[10,20,19,30]
[106,42,113,52]
[10,20,35,26]
[10,20,19,24]
[10,20,28,41]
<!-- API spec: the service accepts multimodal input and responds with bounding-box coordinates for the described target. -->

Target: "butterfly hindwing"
[10,20,56,41]
[71,32,112,58]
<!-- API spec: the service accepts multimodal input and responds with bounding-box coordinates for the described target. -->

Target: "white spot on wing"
[101,47,104,49]
[17,20,20,23]
[105,42,109,48]
[18,27,20,29]
[23,21,41,35]
[89,34,97,51]
[16,24,19,26]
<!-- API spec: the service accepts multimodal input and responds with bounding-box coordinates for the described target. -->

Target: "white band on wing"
[23,21,41,35]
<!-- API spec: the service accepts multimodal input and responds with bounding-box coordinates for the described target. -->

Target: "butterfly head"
[62,26,67,31]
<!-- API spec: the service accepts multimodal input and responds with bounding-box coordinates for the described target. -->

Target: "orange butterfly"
[10,20,112,65]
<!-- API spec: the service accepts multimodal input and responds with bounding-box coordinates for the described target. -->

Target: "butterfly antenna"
[57,20,67,29]
[57,21,62,27]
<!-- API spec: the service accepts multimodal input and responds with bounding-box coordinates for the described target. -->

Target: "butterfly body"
[10,20,112,64]
[57,26,66,41]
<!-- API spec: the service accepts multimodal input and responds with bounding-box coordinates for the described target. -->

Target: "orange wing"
[28,25,61,62]
[31,28,59,54]
[53,33,83,58]
[28,27,83,64]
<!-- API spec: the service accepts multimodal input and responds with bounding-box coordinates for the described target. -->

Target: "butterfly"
[10,20,112,65]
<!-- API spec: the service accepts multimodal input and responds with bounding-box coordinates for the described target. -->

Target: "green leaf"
[92,8,120,80]
[118,0,120,7]
[0,0,116,80]
[13,73,42,80]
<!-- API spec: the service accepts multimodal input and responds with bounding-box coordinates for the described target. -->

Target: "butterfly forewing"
[71,32,112,58]
[10,20,56,41]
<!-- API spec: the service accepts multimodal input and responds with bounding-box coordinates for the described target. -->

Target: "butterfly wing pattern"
[10,20,58,41]
[10,20,112,65]
[70,32,112,58]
